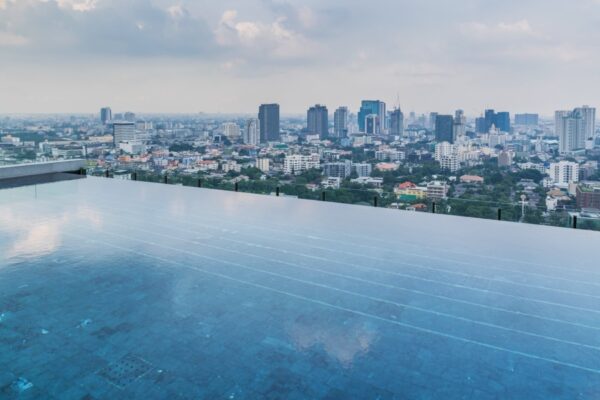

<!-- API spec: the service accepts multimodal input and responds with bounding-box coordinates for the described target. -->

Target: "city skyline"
[2,0,600,114]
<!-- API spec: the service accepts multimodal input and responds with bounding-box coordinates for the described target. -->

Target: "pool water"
[0,177,599,399]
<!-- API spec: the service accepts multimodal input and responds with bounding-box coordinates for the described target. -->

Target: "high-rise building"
[258,104,280,143]
[100,107,112,124]
[358,100,386,134]
[323,160,352,178]
[483,109,510,132]
[515,113,539,126]
[556,110,585,153]
[484,109,496,132]
[547,161,580,184]
[333,107,349,138]
[475,117,486,134]
[255,158,270,173]
[435,115,455,143]
[574,105,596,139]
[495,112,510,132]
[453,109,466,140]
[390,108,404,136]
[365,114,379,135]
[221,122,241,141]
[113,122,135,145]
[284,154,320,175]
[307,104,329,139]
[124,112,136,122]
[243,118,260,145]
[428,112,438,131]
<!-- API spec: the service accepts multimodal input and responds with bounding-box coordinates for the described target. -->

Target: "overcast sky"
[1,0,599,116]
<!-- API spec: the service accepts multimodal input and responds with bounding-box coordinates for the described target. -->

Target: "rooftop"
[1,176,599,398]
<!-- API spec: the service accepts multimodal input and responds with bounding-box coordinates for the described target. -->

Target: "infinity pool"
[1,176,599,399]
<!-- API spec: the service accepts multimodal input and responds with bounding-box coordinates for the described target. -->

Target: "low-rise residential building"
[427,181,448,200]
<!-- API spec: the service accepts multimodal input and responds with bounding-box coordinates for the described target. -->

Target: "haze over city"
[2,0,600,115]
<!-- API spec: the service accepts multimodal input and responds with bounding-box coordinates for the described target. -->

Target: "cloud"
[54,0,99,12]
[459,19,539,40]
[214,9,318,60]
[0,31,28,46]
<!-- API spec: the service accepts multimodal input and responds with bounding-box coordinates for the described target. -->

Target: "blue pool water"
[0,176,599,399]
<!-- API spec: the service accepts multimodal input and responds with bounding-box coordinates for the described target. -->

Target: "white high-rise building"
[574,105,596,139]
[256,158,270,173]
[435,141,459,172]
[333,107,349,138]
[113,122,135,145]
[243,119,260,145]
[547,161,580,185]
[556,110,585,154]
[284,154,320,175]
[222,122,241,141]
[453,109,466,142]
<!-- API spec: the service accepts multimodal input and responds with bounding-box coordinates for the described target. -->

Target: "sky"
[1,0,600,116]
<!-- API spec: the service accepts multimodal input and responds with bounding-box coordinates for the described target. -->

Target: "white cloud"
[54,0,99,12]
[0,31,28,46]
[459,19,538,39]
[215,9,318,59]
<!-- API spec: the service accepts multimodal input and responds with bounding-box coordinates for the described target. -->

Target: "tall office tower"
[428,112,438,131]
[390,108,404,136]
[484,109,496,132]
[495,112,511,132]
[333,107,349,138]
[435,115,455,143]
[574,105,596,139]
[100,107,112,124]
[453,109,466,139]
[221,122,241,141]
[243,118,260,145]
[307,104,329,139]
[557,110,585,153]
[358,100,386,133]
[258,103,280,143]
[475,117,487,133]
[113,121,136,145]
[124,112,136,122]
[515,113,539,126]
[365,114,380,134]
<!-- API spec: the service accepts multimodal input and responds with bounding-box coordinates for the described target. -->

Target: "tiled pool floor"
[1,177,599,399]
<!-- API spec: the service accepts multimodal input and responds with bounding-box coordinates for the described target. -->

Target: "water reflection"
[0,204,105,260]
[286,315,378,368]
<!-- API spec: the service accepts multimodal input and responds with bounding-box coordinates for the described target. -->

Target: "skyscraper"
[358,100,386,134]
[495,112,511,132]
[435,115,455,143]
[574,105,596,139]
[475,117,486,133]
[243,118,260,145]
[100,107,112,124]
[428,112,438,131]
[483,109,510,132]
[365,114,379,135]
[453,109,466,140]
[307,104,329,139]
[484,109,496,132]
[333,107,349,138]
[258,104,280,143]
[556,110,585,153]
[390,108,404,136]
